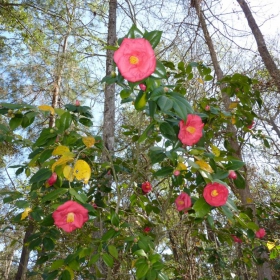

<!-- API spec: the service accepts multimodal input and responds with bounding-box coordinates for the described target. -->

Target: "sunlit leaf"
[63,165,74,182]
[52,145,71,156]
[195,160,213,173]
[210,144,220,157]
[52,156,74,172]
[38,105,55,115]
[176,162,187,170]
[82,136,96,147]
[267,241,276,251]
[73,160,91,184]
[229,102,238,109]
[21,207,32,220]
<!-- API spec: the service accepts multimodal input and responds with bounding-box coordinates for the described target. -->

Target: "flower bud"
[139,84,146,91]
[163,87,169,92]
[75,100,80,106]
[46,172,57,187]
[173,170,180,176]
[228,170,237,180]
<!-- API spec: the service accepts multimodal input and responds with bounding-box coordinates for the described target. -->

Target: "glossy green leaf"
[41,188,68,202]
[79,117,93,127]
[234,171,246,189]
[59,112,72,131]
[108,245,118,259]
[138,123,154,143]
[134,90,148,110]
[136,261,149,279]
[30,168,52,184]
[159,122,177,141]
[153,166,173,177]
[102,253,114,268]
[157,96,173,112]
[43,237,55,251]
[152,61,167,79]
[69,188,87,204]
[193,197,211,218]
[9,116,22,130]
[225,160,245,170]
[144,30,162,48]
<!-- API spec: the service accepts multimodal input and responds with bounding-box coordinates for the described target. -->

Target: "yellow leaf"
[176,162,187,171]
[52,145,70,156]
[229,102,238,109]
[198,78,204,84]
[267,241,276,251]
[231,116,236,124]
[63,165,74,182]
[82,136,96,148]
[246,197,253,204]
[38,105,55,115]
[210,144,220,157]
[52,156,74,172]
[195,160,213,173]
[73,160,91,184]
[21,207,32,220]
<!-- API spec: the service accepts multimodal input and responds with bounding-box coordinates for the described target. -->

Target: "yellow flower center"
[129,55,139,64]
[67,212,75,223]
[178,200,184,205]
[211,190,219,197]
[186,126,196,134]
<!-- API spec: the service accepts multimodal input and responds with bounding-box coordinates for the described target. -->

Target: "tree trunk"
[192,1,272,279]
[15,224,34,280]
[103,0,117,154]
[236,0,280,93]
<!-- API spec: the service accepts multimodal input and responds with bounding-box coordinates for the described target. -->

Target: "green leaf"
[41,189,68,203]
[34,128,57,147]
[41,214,54,226]
[148,147,166,164]
[138,123,154,143]
[108,245,118,259]
[263,139,270,148]
[157,272,169,280]
[111,210,120,227]
[143,30,162,48]
[134,249,148,258]
[69,188,87,204]
[204,74,213,81]
[45,270,59,280]
[79,117,93,127]
[102,253,114,268]
[58,112,72,131]
[234,171,246,189]
[193,197,211,218]
[101,228,117,241]
[9,117,22,130]
[120,89,131,99]
[43,237,55,251]
[225,160,245,170]
[1,103,35,110]
[134,90,148,110]
[126,24,143,38]
[159,122,177,141]
[60,270,72,280]
[157,96,173,112]
[153,166,173,177]
[152,61,167,79]
[30,168,52,184]
[136,261,149,279]
[221,205,234,222]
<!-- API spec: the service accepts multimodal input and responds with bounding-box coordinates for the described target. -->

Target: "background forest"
[0,0,280,279]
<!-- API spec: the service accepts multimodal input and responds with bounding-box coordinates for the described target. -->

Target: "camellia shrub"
[0,24,277,280]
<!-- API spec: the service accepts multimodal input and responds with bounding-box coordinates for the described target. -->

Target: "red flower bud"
[141,181,152,194]
[205,105,210,111]
[143,227,151,233]
[255,228,266,239]
[139,84,146,91]
[47,173,57,186]
[75,100,80,106]
[228,170,237,180]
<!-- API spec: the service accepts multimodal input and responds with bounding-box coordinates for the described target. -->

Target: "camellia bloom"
[142,181,152,194]
[255,228,266,239]
[178,115,204,146]
[46,172,57,187]
[203,182,229,207]
[143,227,151,233]
[113,38,156,82]
[232,235,242,243]
[52,201,89,233]
[175,192,192,211]
[139,84,146,91]
[228,170,237,180]
[247,121,255,129]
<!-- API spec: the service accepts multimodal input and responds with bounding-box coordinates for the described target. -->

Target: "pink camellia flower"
[46,173,57,187]
[52,201,89,233]
[75,100,80,106]
[173,170,180,176]
[232,235,242,243]
[178,114,204,146]
[141,181,152,194]
[139,84,146,91]
[175,192,192,211]
[255,228,266,239]
[228,170,237,180]
[203,182,229,207]
[247,121,255,129]
[143,227,151,233]
[113,38,156,82]
[205,105,210,111]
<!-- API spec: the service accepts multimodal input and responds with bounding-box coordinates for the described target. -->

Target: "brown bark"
[15,224,34,280]
[103,0,117,154]
[192,1,272,279]
[236,0,280,93]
